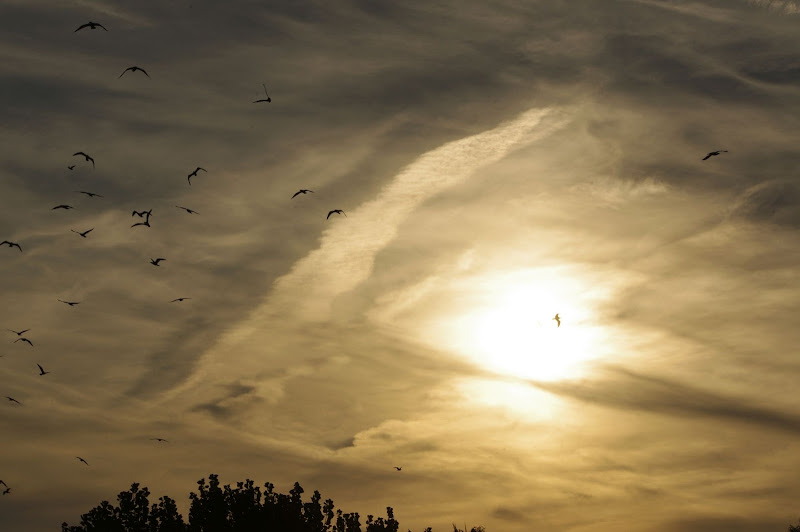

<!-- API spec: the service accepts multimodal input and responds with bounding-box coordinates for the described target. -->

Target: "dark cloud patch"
[727,180,800,227]
[491,505,527,522]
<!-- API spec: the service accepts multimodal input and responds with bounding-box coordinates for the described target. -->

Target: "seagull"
[253,83,271,103]
[150,438,169,442]
[394,466,402,471]
[175,206,198,214]
[76,191,103,198]
[292,189,314,198]
[71,228,94,238]
[5,396,21,405]
[327,209,346,219]
[553,313,561,327]
[119,66,150,79]
[7,329,30,336]
[52,204,74,210]
[170,297,191,302]
[37,364,50,376]
[14,338,33,347]
[2,488,9,495]
[68,165,75,170]
[1,240,22,252]
[131,220,151,228]
[76,457,89,466]
[702,150,728,161]
[73,152,95,168]
[187,167,206,185]
[75,21,107,32]
[132,209,152,218]
[150,258,166,266]
[58,300,80,306]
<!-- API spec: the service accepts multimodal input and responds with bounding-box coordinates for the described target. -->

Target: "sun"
[433,267,610,382]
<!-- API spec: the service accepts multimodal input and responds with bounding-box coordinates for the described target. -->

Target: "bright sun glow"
[434,267,613,382]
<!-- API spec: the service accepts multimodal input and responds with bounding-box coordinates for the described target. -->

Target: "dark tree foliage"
[789,519,800,532]
[61,474,484,532]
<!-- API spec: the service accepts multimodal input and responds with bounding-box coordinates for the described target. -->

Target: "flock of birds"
[1,19,734,501]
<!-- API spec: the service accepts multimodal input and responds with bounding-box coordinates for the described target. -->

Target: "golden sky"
[2,1,800,530]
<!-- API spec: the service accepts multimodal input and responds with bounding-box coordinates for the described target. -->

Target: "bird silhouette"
[0,480,6,487]
[253,83,271,103]
[175,206,198,214]
[327,209,346,219]
[7,329,30,336]
[170,297,191,302]
[5,396,21,405]
[292,189,314,198]
[1,240,22,252]
[52,204,74,210]
[150,438,169,442]
[119,66,150,79]
[73,152,95,168]
[37,364,50,376]
[68,165,75,170]
[394,466,402,471]
[132,209,153,218]
[76,191,103,198]
[58,300,80,306]
[702,150,728,160]
[75,21,107,32]
[553,313,561,327]
[2,488,9,495]
[14,338,33,347]
[187,167,206,185]
[131,220,151,228]
[71,228,94,238]
[150,258,166,266]
[76,457,89,466]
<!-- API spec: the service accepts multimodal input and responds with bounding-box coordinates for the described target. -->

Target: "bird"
[119,66,150,79]
[170,297,191,302]
[2,488,9,495]
[150,258,166,266]
[5,396,21,405]
[702,150,728,161]
[7,329,30,336]
[292,189,314,198]
[131,220,151,228]
[52,204,74,210]
[132,209,152,218]
[14,338,33,347]
[71,228,94,238]
[187,167,206,185]
[0,480,6,487]
[394,466,402,471]
[76,457,89,466]
[327,209,346,219]
[175,206,198,214]
[553,313,561,327]
[37,364,50,376]
[1,240,22,252]
[76,191,103,198]
[58,299,80,306]
[253,83,271,103]
[68,165,75,170]
[150,438,169,442]
[75,21,107,32]
[73,152,95,168]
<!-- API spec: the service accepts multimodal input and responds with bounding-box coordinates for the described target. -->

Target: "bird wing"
[702,153,712,160]
[74,23,90,32]
[37,364,44,373]
[85,228,94,235]
[292,191,301,198]
[73,152,86,157]
[141,68,150,77]
[327,211,334,219]
[119,68,131,78]
[98,23,108,31]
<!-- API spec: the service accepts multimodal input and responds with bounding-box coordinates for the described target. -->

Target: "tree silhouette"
[61,474,485,532]
[789,519,800,532]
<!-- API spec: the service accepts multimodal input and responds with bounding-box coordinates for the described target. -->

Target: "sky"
[2,0,800,530]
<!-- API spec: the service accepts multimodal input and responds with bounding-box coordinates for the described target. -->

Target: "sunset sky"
[2,1,800,531]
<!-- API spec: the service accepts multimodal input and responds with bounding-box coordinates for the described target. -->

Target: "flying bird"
[68,165,75,170]
[5,396,21,405]
[73,152,95,168]
[58,299,80,306]
[132,209,152,218]
[75,21,107,32]
[0,480,7,487]
[76,191,103,198]
[553,313,561,327]
[175,206,198,214]
[253,83,271,103]
[170,297,191,302]
[394,466,402,471]
[76,457,89,466]
[7,329,30,336]
[1,240,22,252]
[52,204,74,210]
[37,364,50,376]
[2,488,9,495]
[187,167,206,185]
[131,220,151,228]
[292,189,314,198]
[14,338,33,347]
[71,228,94,238]
[702,150,728,161]
[150,258,166,266]
[327,209,346,219]
[150,438,169,442]
[119,66,150,79]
